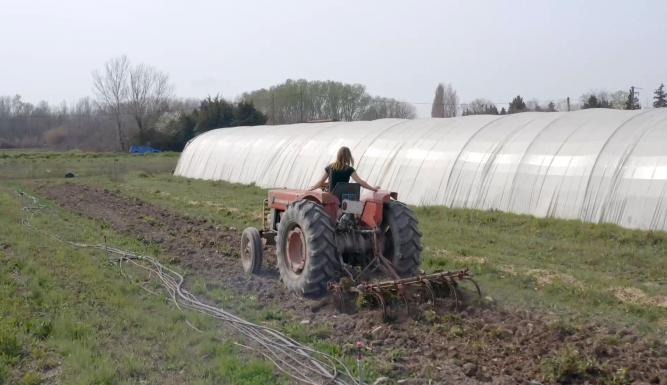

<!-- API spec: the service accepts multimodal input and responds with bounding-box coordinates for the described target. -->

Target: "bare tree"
[129,63,172,143]
[431,84,445,118]
[242,79,414,123]
[526,99,543,111]
[93,55,130,150]
[360,96,416,120]
[556,98,576,111]
[609,90,629,109]
[462,98,498,115]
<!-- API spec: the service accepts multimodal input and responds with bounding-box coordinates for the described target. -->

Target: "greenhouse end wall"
[174,109,667,231]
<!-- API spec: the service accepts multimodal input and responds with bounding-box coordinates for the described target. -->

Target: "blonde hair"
[331,146,354,171]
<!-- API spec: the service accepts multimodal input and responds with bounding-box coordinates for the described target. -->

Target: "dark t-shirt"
[325,165,355,192]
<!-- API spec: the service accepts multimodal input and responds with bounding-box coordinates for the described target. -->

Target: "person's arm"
[351,171,380,192]
[309,171,328,190]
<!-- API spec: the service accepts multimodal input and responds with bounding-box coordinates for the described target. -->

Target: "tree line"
[2,55,665,151]
[0,57,418,151]
[240,79,416,124]
[432,83,666,117]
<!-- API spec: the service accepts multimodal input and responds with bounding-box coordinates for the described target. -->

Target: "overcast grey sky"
[2,0,666,116]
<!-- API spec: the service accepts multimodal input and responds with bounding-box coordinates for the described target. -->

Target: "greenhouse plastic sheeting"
[174,109,667,231]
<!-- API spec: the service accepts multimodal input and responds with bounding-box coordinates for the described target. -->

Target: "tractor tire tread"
[384,200,422,277]
[276,200,340,298]
[240,227,263,275]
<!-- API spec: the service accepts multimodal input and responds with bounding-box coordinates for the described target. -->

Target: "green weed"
[20,371,41,385]
[541,346,601,383]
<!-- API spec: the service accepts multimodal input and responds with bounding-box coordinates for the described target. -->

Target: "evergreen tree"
[583,95,600,109]
[508,95,527,114]
[581,93,611,109]
[431,84,445,118]
[624,86,641,110]
[500,107,506,115]
[235,100,268,126]
[155,96,267,151]
[653,83,667,108]
[547,101,556,112]
[429,83,458,117]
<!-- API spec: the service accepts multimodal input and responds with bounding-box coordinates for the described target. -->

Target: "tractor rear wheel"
[382,200,422,277]
[276,200,339,298]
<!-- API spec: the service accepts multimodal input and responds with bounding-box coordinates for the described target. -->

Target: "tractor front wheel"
[382,200,422,277]
[240,227,263,274]
[276,200,339,298]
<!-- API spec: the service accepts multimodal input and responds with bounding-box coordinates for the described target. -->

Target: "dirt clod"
[462,362,477,376]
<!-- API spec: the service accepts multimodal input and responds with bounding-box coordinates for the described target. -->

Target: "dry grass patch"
[612,287,667,309]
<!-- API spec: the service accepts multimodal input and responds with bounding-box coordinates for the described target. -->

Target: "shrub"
[42,126,71,148]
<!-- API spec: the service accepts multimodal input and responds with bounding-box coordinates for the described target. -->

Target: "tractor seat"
[331,182,361,203]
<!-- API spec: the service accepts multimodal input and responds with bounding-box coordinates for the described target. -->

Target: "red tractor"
[241,183,476,308]
[240,183,419,296]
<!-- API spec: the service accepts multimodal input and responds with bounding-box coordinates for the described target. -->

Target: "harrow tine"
[463,277,482,299]
[421,276,436,305]
[441,276,460,309]
[333,289,344,312]
[371,290,387,320]
[396,284,410,315]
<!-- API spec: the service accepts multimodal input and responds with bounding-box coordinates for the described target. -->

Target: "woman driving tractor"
[240,145,441,303]
[309,146,380,192]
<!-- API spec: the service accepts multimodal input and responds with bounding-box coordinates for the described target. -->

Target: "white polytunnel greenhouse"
[174,108,667,231]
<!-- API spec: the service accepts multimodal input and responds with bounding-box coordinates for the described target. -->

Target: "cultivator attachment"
[356,269,480,307]
[328,229,482,318]
[329,264,481,319]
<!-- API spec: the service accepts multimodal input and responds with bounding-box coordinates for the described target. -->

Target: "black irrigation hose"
[17,190,361,385]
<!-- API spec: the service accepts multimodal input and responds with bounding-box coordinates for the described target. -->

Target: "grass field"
[72,161,667,335]
[0,183,280,384]
[2,150,666,384]
[0,150,177,180]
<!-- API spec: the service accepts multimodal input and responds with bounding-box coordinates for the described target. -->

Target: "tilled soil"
[38,183,667,385]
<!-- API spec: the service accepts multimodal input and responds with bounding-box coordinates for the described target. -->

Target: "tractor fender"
[360,190,397,228]
[267,189,338,223]
[301,193,338,222]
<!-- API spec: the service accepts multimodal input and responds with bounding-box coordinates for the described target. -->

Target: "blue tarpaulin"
[129,145,160,154]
